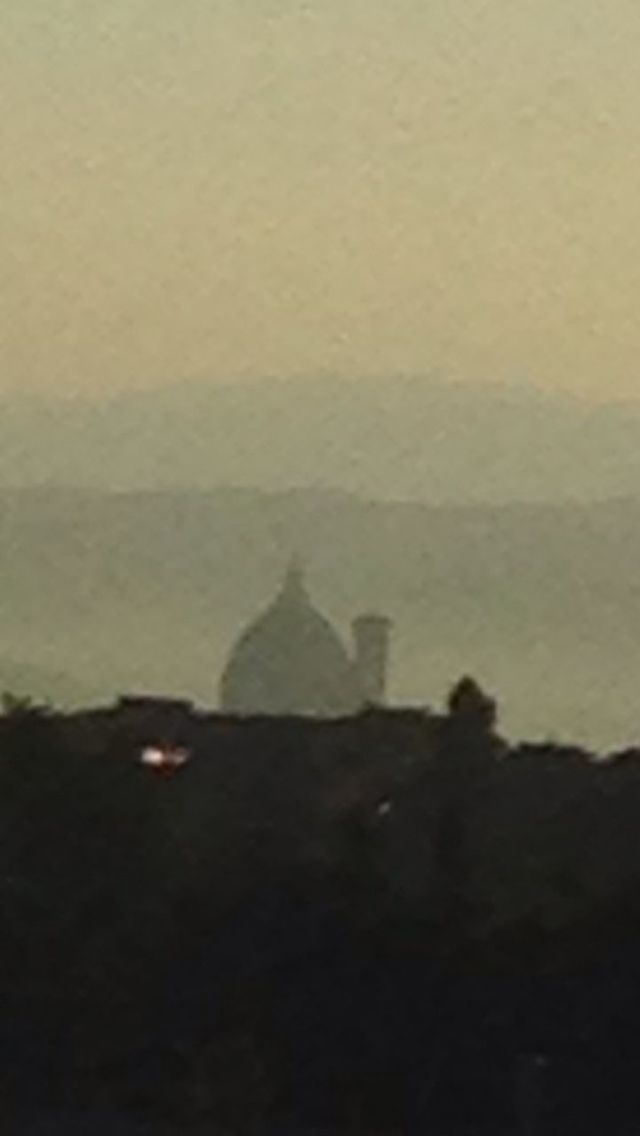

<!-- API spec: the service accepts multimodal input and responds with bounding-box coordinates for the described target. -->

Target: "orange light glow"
[140,745,190,772]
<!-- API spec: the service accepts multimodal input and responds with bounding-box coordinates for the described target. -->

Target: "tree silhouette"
[446,676,497,734]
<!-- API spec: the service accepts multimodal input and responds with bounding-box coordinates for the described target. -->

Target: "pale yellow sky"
[2,0,640,399]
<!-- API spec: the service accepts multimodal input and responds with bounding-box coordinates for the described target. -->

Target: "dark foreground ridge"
[2,680,640,1134]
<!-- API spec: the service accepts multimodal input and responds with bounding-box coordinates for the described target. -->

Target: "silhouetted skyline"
[4,5,637,1133]
[0,481,635,748]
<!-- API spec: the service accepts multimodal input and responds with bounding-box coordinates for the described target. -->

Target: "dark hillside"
[2,696,640,1132]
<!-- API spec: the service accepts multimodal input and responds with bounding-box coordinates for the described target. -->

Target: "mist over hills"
[0,482,637,748]
[2,375,640,503]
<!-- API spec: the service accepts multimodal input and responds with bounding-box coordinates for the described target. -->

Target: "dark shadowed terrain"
[2,691,640,1133]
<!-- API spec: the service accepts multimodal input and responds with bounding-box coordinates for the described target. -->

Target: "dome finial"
[281,554,307,601]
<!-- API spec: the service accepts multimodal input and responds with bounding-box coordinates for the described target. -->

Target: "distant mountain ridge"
[1,375,640,503]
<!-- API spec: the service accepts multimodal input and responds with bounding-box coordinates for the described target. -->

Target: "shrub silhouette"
[446,675,498,733]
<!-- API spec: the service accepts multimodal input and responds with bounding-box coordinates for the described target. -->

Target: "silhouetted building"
[219,561,392,716]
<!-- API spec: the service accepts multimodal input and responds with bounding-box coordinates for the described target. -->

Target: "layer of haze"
[3,1,640,400]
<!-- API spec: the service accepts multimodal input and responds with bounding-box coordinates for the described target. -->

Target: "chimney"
[352,614,392,706]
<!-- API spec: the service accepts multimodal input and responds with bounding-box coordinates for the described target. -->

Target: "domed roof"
[220,561,360,716]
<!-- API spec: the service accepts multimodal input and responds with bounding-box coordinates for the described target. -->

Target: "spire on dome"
[279,555,308,603]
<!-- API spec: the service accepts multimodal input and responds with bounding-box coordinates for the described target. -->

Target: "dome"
[220,562,360,716]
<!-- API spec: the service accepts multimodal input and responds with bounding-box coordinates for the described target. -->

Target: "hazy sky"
[2,1,640,399]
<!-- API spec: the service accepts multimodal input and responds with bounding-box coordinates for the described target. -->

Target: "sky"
[2,0,640,400]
